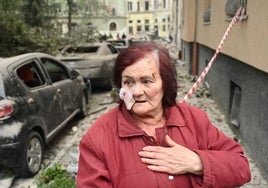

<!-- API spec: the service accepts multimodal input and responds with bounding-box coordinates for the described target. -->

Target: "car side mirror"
[70,69,80,79]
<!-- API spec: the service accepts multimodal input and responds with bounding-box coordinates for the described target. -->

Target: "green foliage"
[0,0,105,57]
[0,0,61,57]
[22,0,47,27]
[35,163,76,188]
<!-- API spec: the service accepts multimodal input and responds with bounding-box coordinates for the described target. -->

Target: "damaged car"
[0,53,90,177]
[106,39,129,52]
[57,42,119,90]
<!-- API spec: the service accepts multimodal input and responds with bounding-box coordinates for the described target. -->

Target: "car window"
[107,44,119,54]
[17,62,45,88]
[41,58,70,83]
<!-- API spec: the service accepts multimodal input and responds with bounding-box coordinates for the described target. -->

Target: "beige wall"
[182,0,268,73]
[180,0,196,42]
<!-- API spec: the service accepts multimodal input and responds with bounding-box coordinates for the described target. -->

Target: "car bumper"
[0,141,21,168]
[0,119,25,168]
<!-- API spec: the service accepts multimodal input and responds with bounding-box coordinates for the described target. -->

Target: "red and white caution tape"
[180,6,245,103]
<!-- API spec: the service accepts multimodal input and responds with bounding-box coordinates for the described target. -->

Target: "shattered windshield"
[65,46,99,53]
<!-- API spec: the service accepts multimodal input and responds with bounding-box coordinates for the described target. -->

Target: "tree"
[22,0,47,27]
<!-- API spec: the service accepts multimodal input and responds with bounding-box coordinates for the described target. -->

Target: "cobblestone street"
[1,61,267,188]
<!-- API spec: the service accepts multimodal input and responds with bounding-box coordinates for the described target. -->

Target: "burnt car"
[0,53,90,177]
[106,39,129,52]
[57,42,119,90]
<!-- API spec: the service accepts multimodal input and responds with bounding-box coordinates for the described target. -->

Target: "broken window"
[17,62,44,88]
[225,0,248,21]
[229,81,242,127]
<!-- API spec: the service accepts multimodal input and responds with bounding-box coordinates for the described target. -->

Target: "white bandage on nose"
[119,87,135,110]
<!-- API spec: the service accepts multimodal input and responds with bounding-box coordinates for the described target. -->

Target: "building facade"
[46,0,175,40]
[126,0,173,39]
[47,0,127,39]
[179,0,268,178]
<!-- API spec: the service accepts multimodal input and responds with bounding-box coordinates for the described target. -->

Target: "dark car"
[0,53,90,177]
[57,42,119,90]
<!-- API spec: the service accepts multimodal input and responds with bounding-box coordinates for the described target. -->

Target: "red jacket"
[77,103,251,188]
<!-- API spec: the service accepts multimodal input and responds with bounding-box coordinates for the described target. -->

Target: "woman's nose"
[132,84,144,96]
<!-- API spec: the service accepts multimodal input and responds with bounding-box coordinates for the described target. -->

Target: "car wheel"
[14,131,44,178]
[78,92,88,118]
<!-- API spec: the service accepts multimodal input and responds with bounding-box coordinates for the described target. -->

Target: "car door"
[15,59,62,135]
[40,57,81,123]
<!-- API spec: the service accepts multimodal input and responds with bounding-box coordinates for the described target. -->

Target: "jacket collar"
[117,103,186,138]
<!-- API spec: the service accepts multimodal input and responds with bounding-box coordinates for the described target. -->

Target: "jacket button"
[168,175,174,180]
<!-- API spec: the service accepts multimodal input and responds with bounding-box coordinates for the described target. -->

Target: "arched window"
[203,4,211,23]
[109,22,117,31]
[225,0,247,19]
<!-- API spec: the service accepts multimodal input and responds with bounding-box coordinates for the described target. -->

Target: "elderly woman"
[77,42,251,188]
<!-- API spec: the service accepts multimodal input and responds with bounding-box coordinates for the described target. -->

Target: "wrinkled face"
[121,55,163,117]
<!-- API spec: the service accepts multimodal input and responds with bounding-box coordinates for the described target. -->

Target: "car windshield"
[65,46,99,53]
[108,40,126,46]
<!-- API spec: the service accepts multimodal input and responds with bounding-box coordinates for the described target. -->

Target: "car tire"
[14,131,44,178]
[78,92,88,118]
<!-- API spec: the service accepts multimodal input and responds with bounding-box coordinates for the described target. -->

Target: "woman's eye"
[123,80,133,85]
[143,80,152,84]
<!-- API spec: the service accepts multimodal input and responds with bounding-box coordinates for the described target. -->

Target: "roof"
[0,53,53,68]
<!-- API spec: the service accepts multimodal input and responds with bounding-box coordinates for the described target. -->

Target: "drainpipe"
[174,0,179,46]
[192,0,198,75]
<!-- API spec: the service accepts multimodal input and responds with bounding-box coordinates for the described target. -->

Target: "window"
[162,25,166,31]
[154,0,158,9]
[129,26,133,34]
[54,3,61,14]
[137,25,142,32]
[112,8,116,16]
[137,2,140,11]
[154,25,159,36]
[86,3,93,14]
[203,4,211,23]
[129,20,133,24]
[145,1,149,11]
[41,58,69,83]
[109,22,117,31]
[17,62,45,88]
[128,2,133,11]
[229,81,242,127]
[145,19,150,31]
[163,0,166,9]
[225,0,247,21]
